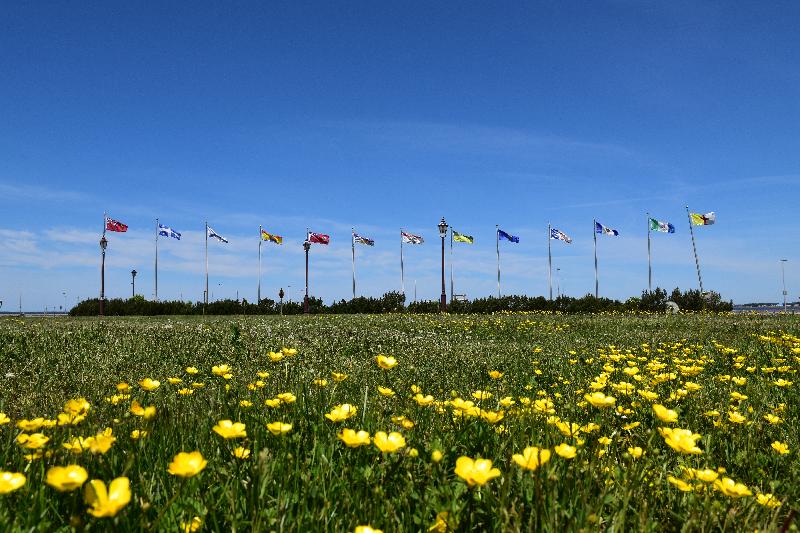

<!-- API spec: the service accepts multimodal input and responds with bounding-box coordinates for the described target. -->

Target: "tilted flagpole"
[204,221,209,306]
[548,223,553,301]
[593,219,599,298]
[351,228,356,300]
[258,225,262,303]
[646,213,652,292]
[686,206,704,293]
[400,228,405,295]
[496,225,500,298]
[155,218,159,301]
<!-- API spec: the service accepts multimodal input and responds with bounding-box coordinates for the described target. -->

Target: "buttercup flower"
[232,447,251,459]
[0,472,26,494]
[377,386,396,397]
[181,517,203,532]
[375,355,397,370]
[276,392,297,404]
[488,370,503,379]
[695,469,718,483]
[338,429,371,448]
[431,450,443,463]
[667,476,693,492]
[455,456,501,486]
[554,443,577,459]
[213,420,247,439]
[659,427,703,455]
[353,526,383,533]
[185,367,198,374]
[512,446,551,471]
[713,477,752,498]
[771,441,789,455]
[414,394,435,406]
[84,477,131,517]
[584,392,616,408]
[325,404,358,422]
[267,422,293,435]
[0,413,10,425]
[16,433,50,449]
[130,400,156,419]
[46,465,89,492]
[167,451,207,477]
[373,431,406,453]
[756,493,781,508]
[652,404,678,423]
[627,447,643,459]
[212,364,231,376]
[138,378,160,391]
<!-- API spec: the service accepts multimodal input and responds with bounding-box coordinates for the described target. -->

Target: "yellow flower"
[584,392,616,408]
[338,429,371,448]
[16,432,50,449]
[84,477,131,517]
[472,390,492,401]
[480,410,505,424]
[667,475,693,492]
[138,378,160,391]
[488,370,504,379]
[455,456,502,485]
[622,422,640,431]
[257,371,269,378]
[178,388,194,396]
[659,427,703,455]
[46,465,88,492]
[713,477,752,497]
[276,392,297,404]
[191,382,205,389]
[695,469,719,483]
[771,441,789,455]
[0,472,26,494]
[499,396,516,408]
[325,404,358,422]
[116,382,130,392]
[332,372,348,382]
[431,450,443,463]
[268,351,285,362]
[181,516,203,532]
[16,418,50,431]
[554,443,577,459]
[281,347,298,356]
[185,367,199,374]
[627,447,643,459]
[267,422,293,436]
[232,447,251,459]
[212,420,247,439]
[167,451,207,477]
[512,446,551,471]
[652,404,678,423]
[353,526,383,533]
[265,399,282,408]
[414,394,435,406]
[239,400,253,408]
[427,511,451,533]
[598,436,612,446]
[391,415,415,429]
[63,398,91,415]
[130,429,148,439]
[377,386,396,397]
[167,377,182,385]
[212,364,231,376]
[373,431,406,453]
[375,355,398,370]
[313,379,328,387]
[57,411,86,426]
[756,493,781,508]
[764,414,783,424]
[0,413,10,425]
[89,432,116,454]
[130,400,156,419]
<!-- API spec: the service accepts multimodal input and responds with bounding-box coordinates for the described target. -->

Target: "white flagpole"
[258,225,262,303]
[351,228,356,300]
[647,213,652,292]
[686,206,704,293]
[204,221,209,306]
[155,218,159,301]
[449,228,454,302]
[593,219,599,298]
[496,225,500,298]
[548,223,552,300]
[400,228,404,296]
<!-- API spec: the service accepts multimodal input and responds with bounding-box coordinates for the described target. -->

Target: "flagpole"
[593,219,599,298]
[449,228,454,302]
[400,228,405,295]
[548,223,552,301]
[646,213,652,292]
[204,221,209,307]
[258,225,262,303]
[496,225,500,298]
[351,228,356,300]
[155,218,159,301]
[686,206,704,293]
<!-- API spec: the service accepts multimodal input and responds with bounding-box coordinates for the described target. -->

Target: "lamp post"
[303,240,311,314]
[438,217,448,312]
[780,259,788,313]
[131,269,137,298]
[99,235,108,316]
[556,268,561,298]
[279,287,285,316]
[62,291,66,314]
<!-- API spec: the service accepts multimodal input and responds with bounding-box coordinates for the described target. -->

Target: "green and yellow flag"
[452,230,474,244]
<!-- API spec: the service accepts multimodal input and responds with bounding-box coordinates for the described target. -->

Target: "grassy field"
[0,312,798,532]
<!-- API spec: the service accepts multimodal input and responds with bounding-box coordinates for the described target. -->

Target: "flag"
[690,212,716,226]
[261,229,283,244]
[649,218,675,233]
[452,230,474,244]
[207,226,228,243]
[550,228,572,243]
[353,232,374,246]
[498,229,519,243]
[595,221,619,236]
[105,217,128,233]
[307,232,330,245]
[401,231,424,244]
[158,224,181,240]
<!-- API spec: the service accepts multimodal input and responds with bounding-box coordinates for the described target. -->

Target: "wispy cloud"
[0,182,89,203]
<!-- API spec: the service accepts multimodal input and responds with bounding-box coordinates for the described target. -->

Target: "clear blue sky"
[1,1,798,310]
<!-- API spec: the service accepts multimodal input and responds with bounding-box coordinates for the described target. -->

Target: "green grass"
[0,313,798,531]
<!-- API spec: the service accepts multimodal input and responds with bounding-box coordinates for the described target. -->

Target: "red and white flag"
[105,217,128,232]
[307,232,330,245]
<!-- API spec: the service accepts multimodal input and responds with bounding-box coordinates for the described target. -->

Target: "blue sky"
[1,1,799,310]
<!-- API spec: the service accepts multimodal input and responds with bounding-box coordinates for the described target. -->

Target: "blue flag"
[498,229,519,243]
[595,221,619,236]
[158,224,181,240]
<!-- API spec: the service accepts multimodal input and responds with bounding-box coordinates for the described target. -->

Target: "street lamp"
[556,268,561,298]
[279,287,285,316]
[303,240,311,314]
[99,235,108,316]
[780,259,788,313]
[62,291,66,314]
[131,269,137,298]
[438,217,448,312]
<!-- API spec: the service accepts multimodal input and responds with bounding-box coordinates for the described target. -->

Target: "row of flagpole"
[101,208,716,305]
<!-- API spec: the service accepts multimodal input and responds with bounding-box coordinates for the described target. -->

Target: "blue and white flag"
[550,228,572,244]
[352,232,374,246]
[498,229,519,243]
[595,221,619,236]
[207,226,228,243]
[158,224,181,240]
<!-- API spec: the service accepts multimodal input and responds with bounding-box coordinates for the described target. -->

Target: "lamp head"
[438,217,448,237]
[99,236,108,250]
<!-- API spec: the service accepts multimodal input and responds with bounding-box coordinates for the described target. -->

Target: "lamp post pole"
[99,235,108,316]
[438,217,448,312]
[780,259,788,313]
[303,240,311,314]
[131,269,137,298]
